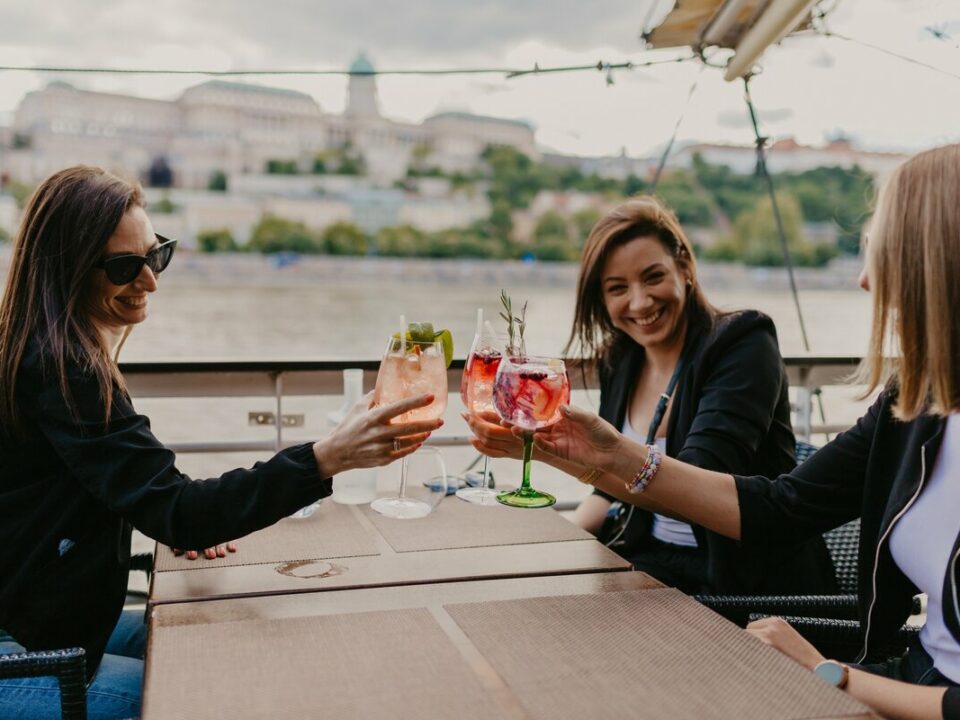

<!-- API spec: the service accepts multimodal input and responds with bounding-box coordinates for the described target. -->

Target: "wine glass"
[492,355,570,508]
[457,319,503,505]
[370,335,449,519]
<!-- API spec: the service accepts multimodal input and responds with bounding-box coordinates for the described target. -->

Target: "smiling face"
[601,235,690,352]
[86,206,159,331]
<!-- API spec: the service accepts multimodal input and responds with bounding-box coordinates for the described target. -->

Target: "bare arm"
[535,404,743,540]
[747,617,948,720]
[570,493,611,534]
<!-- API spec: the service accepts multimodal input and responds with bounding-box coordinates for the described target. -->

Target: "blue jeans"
[0,610,146,720]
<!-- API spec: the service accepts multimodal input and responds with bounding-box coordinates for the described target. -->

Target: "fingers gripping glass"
[96,235,177,285]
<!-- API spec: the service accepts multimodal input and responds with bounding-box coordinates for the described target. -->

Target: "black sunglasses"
[96,235,177,285]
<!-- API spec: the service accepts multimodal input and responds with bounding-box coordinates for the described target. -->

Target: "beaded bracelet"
[627,443,662,494]
[577,467,602,486]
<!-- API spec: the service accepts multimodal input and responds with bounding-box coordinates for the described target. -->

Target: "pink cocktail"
[492,355,569,508]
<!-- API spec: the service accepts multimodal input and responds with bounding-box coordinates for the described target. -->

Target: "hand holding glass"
[492,355,570,508]
[371,336,449,519]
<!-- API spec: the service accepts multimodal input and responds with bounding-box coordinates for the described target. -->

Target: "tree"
[322,222,368,256]
[196,228,238,253]
[151,196,178,214]
[0,226,9,243]
[572,208,601,244]
[710,193,836,267]
[208,170,227,192]
[265,159,299,175]
[375,225,425,256]
[247,216,321,254]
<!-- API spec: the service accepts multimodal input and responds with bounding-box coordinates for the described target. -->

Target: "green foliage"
[322,222,368,255]
[207,170,228,192]
[196,228,238,253]
[151,196,178,214]
[654,170,714,226]
[265,159,299,175]
[572,208,601,243]
[0,226,9,243]
[247,216,322,254]
[7,180,34,209]
[375,225,425,256]
[312,154,327,174]
[707,193,837,268]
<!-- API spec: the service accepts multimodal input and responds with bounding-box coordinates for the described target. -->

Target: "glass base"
[496,488,556,508]
[371,495,432,519]
[455,487,500,505]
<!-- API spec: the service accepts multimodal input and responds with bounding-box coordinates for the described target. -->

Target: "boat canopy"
[644,0,821,80]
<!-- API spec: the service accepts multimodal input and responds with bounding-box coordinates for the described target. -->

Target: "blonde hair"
[859,144,960,419]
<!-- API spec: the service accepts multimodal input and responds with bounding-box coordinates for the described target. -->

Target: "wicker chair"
[0,647,88,720]
[0,551,153,719]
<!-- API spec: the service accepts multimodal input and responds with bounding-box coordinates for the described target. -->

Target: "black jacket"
[737,390,960,715]
[0,345,331,678]
[737,390,960,659]
[597,310,835,594]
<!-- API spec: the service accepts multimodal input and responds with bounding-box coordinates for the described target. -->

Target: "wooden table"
[143,572,875,720]
[149,497,630,606]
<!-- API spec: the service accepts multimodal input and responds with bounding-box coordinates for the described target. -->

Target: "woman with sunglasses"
[528,145,960,720]
[0,166,442,720]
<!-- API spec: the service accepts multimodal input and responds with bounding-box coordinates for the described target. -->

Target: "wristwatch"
[814,659,850,689]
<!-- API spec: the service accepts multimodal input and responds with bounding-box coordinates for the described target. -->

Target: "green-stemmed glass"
[492,355,569,508]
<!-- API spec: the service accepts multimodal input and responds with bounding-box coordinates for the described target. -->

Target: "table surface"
[149,497,630,606]
[143,572,876,720]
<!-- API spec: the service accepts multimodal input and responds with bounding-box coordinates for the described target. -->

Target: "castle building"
[2,54,537,189]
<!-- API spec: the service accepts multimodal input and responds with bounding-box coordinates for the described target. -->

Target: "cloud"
[0,0,655,69]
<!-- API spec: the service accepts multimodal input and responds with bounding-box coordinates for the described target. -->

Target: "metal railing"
[121,355,863,455]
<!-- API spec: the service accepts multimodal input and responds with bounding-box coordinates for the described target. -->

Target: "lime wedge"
[434,329,454,368]
[407,322,435,343]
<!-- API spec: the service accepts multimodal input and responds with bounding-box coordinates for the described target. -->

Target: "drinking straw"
[475,307,483,336]
[399,314,407,353]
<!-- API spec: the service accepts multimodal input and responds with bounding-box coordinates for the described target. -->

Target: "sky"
[0,0,958,159]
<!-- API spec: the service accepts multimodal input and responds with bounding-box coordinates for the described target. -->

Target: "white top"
[620,420,698,548]
[889,413,960,683]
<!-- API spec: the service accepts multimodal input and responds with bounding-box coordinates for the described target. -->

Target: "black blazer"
[597,310,835,594]
[0,344,332,678]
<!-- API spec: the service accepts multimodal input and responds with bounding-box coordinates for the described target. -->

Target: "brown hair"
[565,196,718,365]
[859,144,960,419]
[0,166,143,437]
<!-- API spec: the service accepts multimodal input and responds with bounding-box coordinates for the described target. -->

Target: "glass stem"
[397,455,410,499]
[520,431,534,493]
[481,455,491,491]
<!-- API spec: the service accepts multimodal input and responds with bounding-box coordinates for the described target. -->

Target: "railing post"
[795,365,813,442]
[274,372,283,452]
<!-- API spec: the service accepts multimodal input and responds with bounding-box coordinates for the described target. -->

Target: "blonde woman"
[531,144,960,720]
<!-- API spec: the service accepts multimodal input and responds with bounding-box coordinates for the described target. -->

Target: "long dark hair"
[565,196,719,368]
[0,166,143,437]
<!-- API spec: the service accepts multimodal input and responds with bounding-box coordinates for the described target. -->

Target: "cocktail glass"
[457,322,503,505]
[370,336,449,519]
[492,355,570,508]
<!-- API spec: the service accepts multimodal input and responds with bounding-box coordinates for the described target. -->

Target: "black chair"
[0,551,153,719]
[0,647,87,720]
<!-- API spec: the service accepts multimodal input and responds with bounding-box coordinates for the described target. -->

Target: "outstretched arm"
[534,404,742,539]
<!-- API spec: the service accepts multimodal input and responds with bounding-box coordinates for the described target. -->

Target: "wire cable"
[0,55,696,80]
[822,29,960,82]
[650,62,706,192]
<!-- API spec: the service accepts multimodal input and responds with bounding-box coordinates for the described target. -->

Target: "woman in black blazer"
[531,146,960,720]
[468,196,832,594]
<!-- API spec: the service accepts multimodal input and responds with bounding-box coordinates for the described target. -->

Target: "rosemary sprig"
[499,289,528,356]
